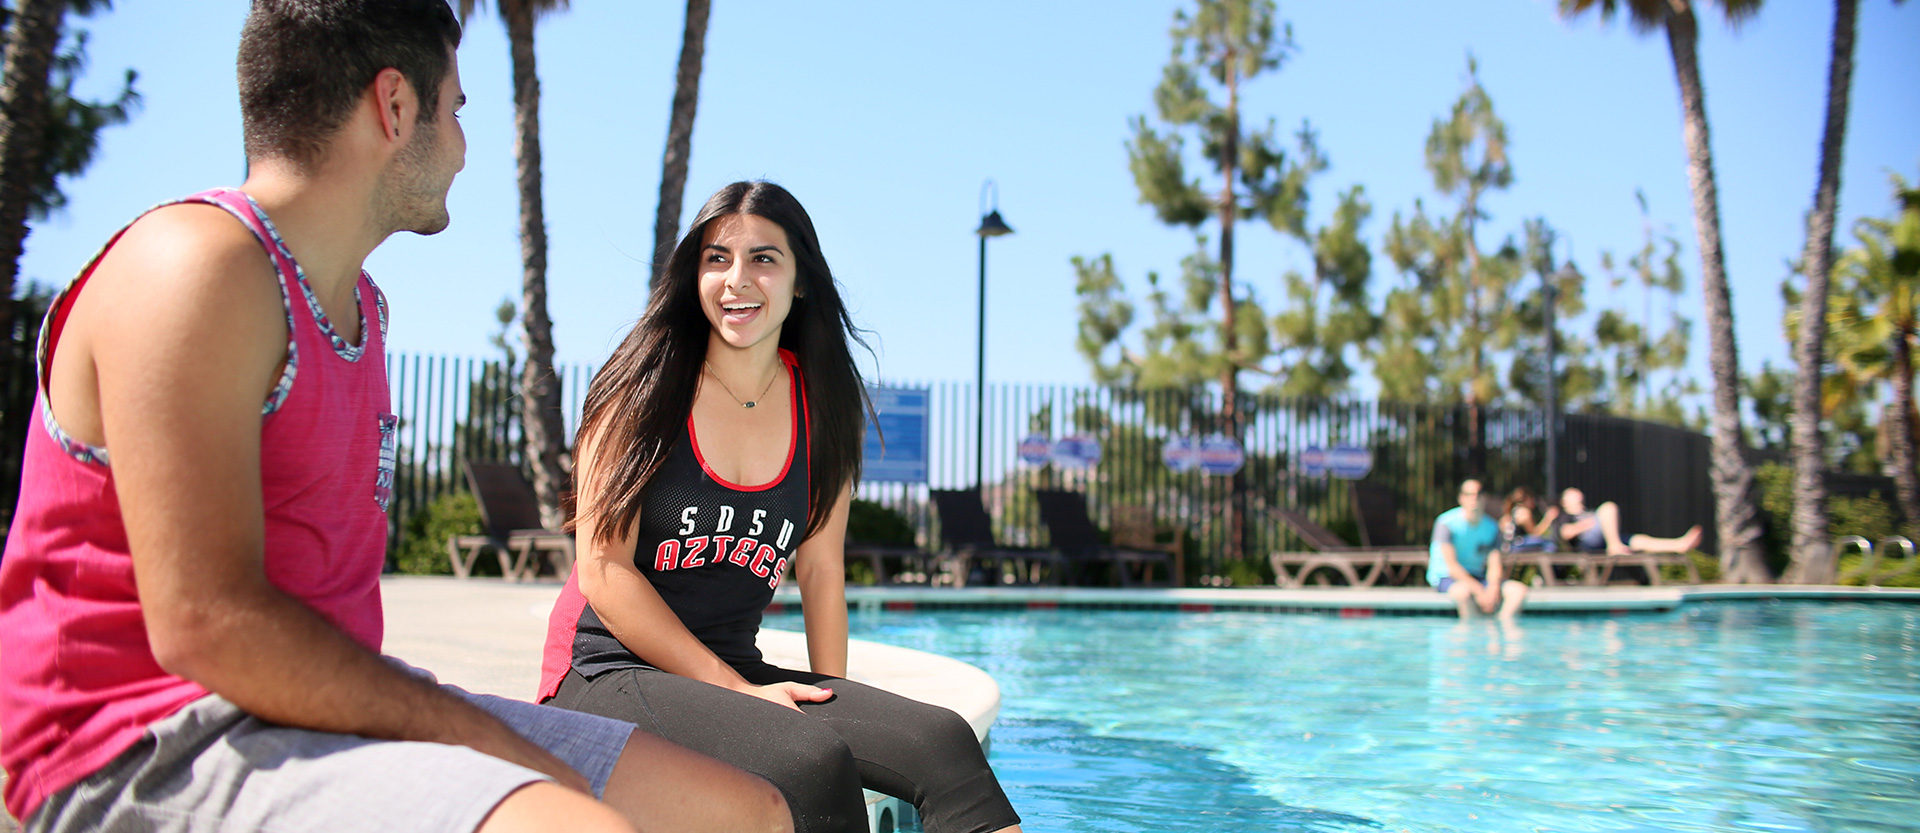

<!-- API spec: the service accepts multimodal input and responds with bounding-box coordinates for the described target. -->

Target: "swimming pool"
[766,601,1920,832]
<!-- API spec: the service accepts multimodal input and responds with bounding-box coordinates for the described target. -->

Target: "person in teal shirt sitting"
[1428,479,1528,620]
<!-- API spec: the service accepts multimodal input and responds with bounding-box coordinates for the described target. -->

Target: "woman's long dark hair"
[571,181,870,546]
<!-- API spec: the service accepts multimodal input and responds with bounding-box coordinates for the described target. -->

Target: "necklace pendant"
[744,401,755,409]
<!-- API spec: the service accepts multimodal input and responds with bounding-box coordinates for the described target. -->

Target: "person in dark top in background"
[539,181,1023,833]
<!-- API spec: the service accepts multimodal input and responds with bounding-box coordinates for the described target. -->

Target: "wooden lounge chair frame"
[1567,550,1700,586]
[447,460,575,581]
[928,489,1065,587]
[1032,490,1174,587]
[1268,507,1424,589]
[1347,481,1434,585]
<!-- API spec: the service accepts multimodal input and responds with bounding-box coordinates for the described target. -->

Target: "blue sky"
[19,1,1920,403]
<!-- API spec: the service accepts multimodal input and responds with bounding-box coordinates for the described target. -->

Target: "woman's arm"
[1529,506,1560,537]
[793,486,853,678]
[573,434,828,710]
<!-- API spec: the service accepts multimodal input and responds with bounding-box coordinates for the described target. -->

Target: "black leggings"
[549,664,1020,833]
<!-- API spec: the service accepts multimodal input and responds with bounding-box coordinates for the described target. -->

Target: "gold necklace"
[704,361,778,409]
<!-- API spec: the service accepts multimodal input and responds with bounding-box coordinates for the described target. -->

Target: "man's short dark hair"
[238,0,462,168]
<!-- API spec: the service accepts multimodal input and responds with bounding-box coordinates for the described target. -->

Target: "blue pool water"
[765,602,1920,832]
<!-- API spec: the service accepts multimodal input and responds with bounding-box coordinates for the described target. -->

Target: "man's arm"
[1433,523,1478,585]
[85,208,586,791]
[1558,513,1595,541]
[793,486,852,679]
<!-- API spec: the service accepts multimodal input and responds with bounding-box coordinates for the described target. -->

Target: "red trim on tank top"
[687,351,800,492]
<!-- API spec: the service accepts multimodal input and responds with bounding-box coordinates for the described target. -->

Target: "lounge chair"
[1110,504,1185,587]
[928,489,1065,587]
[1577,549,1701,586]
[1032,490,1174,587]
[1268,507,1423,588]
[1347,481,1437,586]
[447,460,575,581]
[844,542,937,585]
[844,500,937,584]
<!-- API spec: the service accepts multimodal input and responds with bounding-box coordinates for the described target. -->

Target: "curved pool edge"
[755,629,1000,744]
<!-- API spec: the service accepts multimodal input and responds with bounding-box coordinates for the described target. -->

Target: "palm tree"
[1823,177,1920,532]
[1783,0,1867,584]
[0,0,118,340]
[650,0,710,282]
[0,0,65,319]
[458,0,571,528]
[1558,0,1771,583]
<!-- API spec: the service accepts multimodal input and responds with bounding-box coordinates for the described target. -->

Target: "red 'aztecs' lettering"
[654,539,681,571]
[767,556,789,589]
[708,536,735,567]
[750,544,776,577]
[679,536,711,568]
[728,537,757,566]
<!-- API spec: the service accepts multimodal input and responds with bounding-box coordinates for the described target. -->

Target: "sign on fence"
[1017,433,1052,467]
[1327,445,1374,480]
[1299,446,1328,477]
[1162,435,1201,473]
[1049,434,1102,469]
[862,386,929,483]
[1197,434,1246,477]
[1298,445,1371,479]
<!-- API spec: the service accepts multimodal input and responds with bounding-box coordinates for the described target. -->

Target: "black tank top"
[571,354,810,674]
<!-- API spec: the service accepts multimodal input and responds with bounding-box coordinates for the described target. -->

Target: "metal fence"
[0,339,1724,576]
[384,353,597,553]
[377,352,1722,577]
[859,383,1557,577]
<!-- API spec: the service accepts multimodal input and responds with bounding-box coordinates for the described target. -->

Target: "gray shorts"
[24,666,634,833]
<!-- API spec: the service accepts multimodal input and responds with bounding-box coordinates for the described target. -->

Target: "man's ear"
[371,68,416,143]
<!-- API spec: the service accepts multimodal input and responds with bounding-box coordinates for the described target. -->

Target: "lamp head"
[976,209,1013,238]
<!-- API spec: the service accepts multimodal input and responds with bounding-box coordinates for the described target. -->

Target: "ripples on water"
[766,601,1920,832]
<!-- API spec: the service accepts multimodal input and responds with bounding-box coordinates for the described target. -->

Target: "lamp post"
[1545,264,1568,502]
[974,180,1013,491]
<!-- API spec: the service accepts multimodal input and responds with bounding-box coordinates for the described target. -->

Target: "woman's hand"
[741,681,835,712]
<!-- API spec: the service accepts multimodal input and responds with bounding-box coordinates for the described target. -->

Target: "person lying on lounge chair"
[1556,488,1703,556]
[1429,480,1528,620]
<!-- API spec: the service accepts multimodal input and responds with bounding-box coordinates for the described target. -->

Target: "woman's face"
[698,213,799,351]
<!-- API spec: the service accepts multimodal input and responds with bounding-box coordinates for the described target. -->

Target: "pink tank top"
[0,188,394,820]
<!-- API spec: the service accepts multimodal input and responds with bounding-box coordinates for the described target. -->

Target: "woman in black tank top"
[548,182,1022,833]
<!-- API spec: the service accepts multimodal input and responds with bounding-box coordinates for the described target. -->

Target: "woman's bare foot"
[1677,525,1703,552]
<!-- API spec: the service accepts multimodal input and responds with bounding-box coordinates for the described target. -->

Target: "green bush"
[845,559,878,586]
[1660,551,1722,584]
[847,499,915,546]
[396,491,482,575]
[1225,555,1273,587]
[1756,461,1900,578]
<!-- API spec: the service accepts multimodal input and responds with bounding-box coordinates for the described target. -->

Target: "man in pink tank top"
[0,3,787,832]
